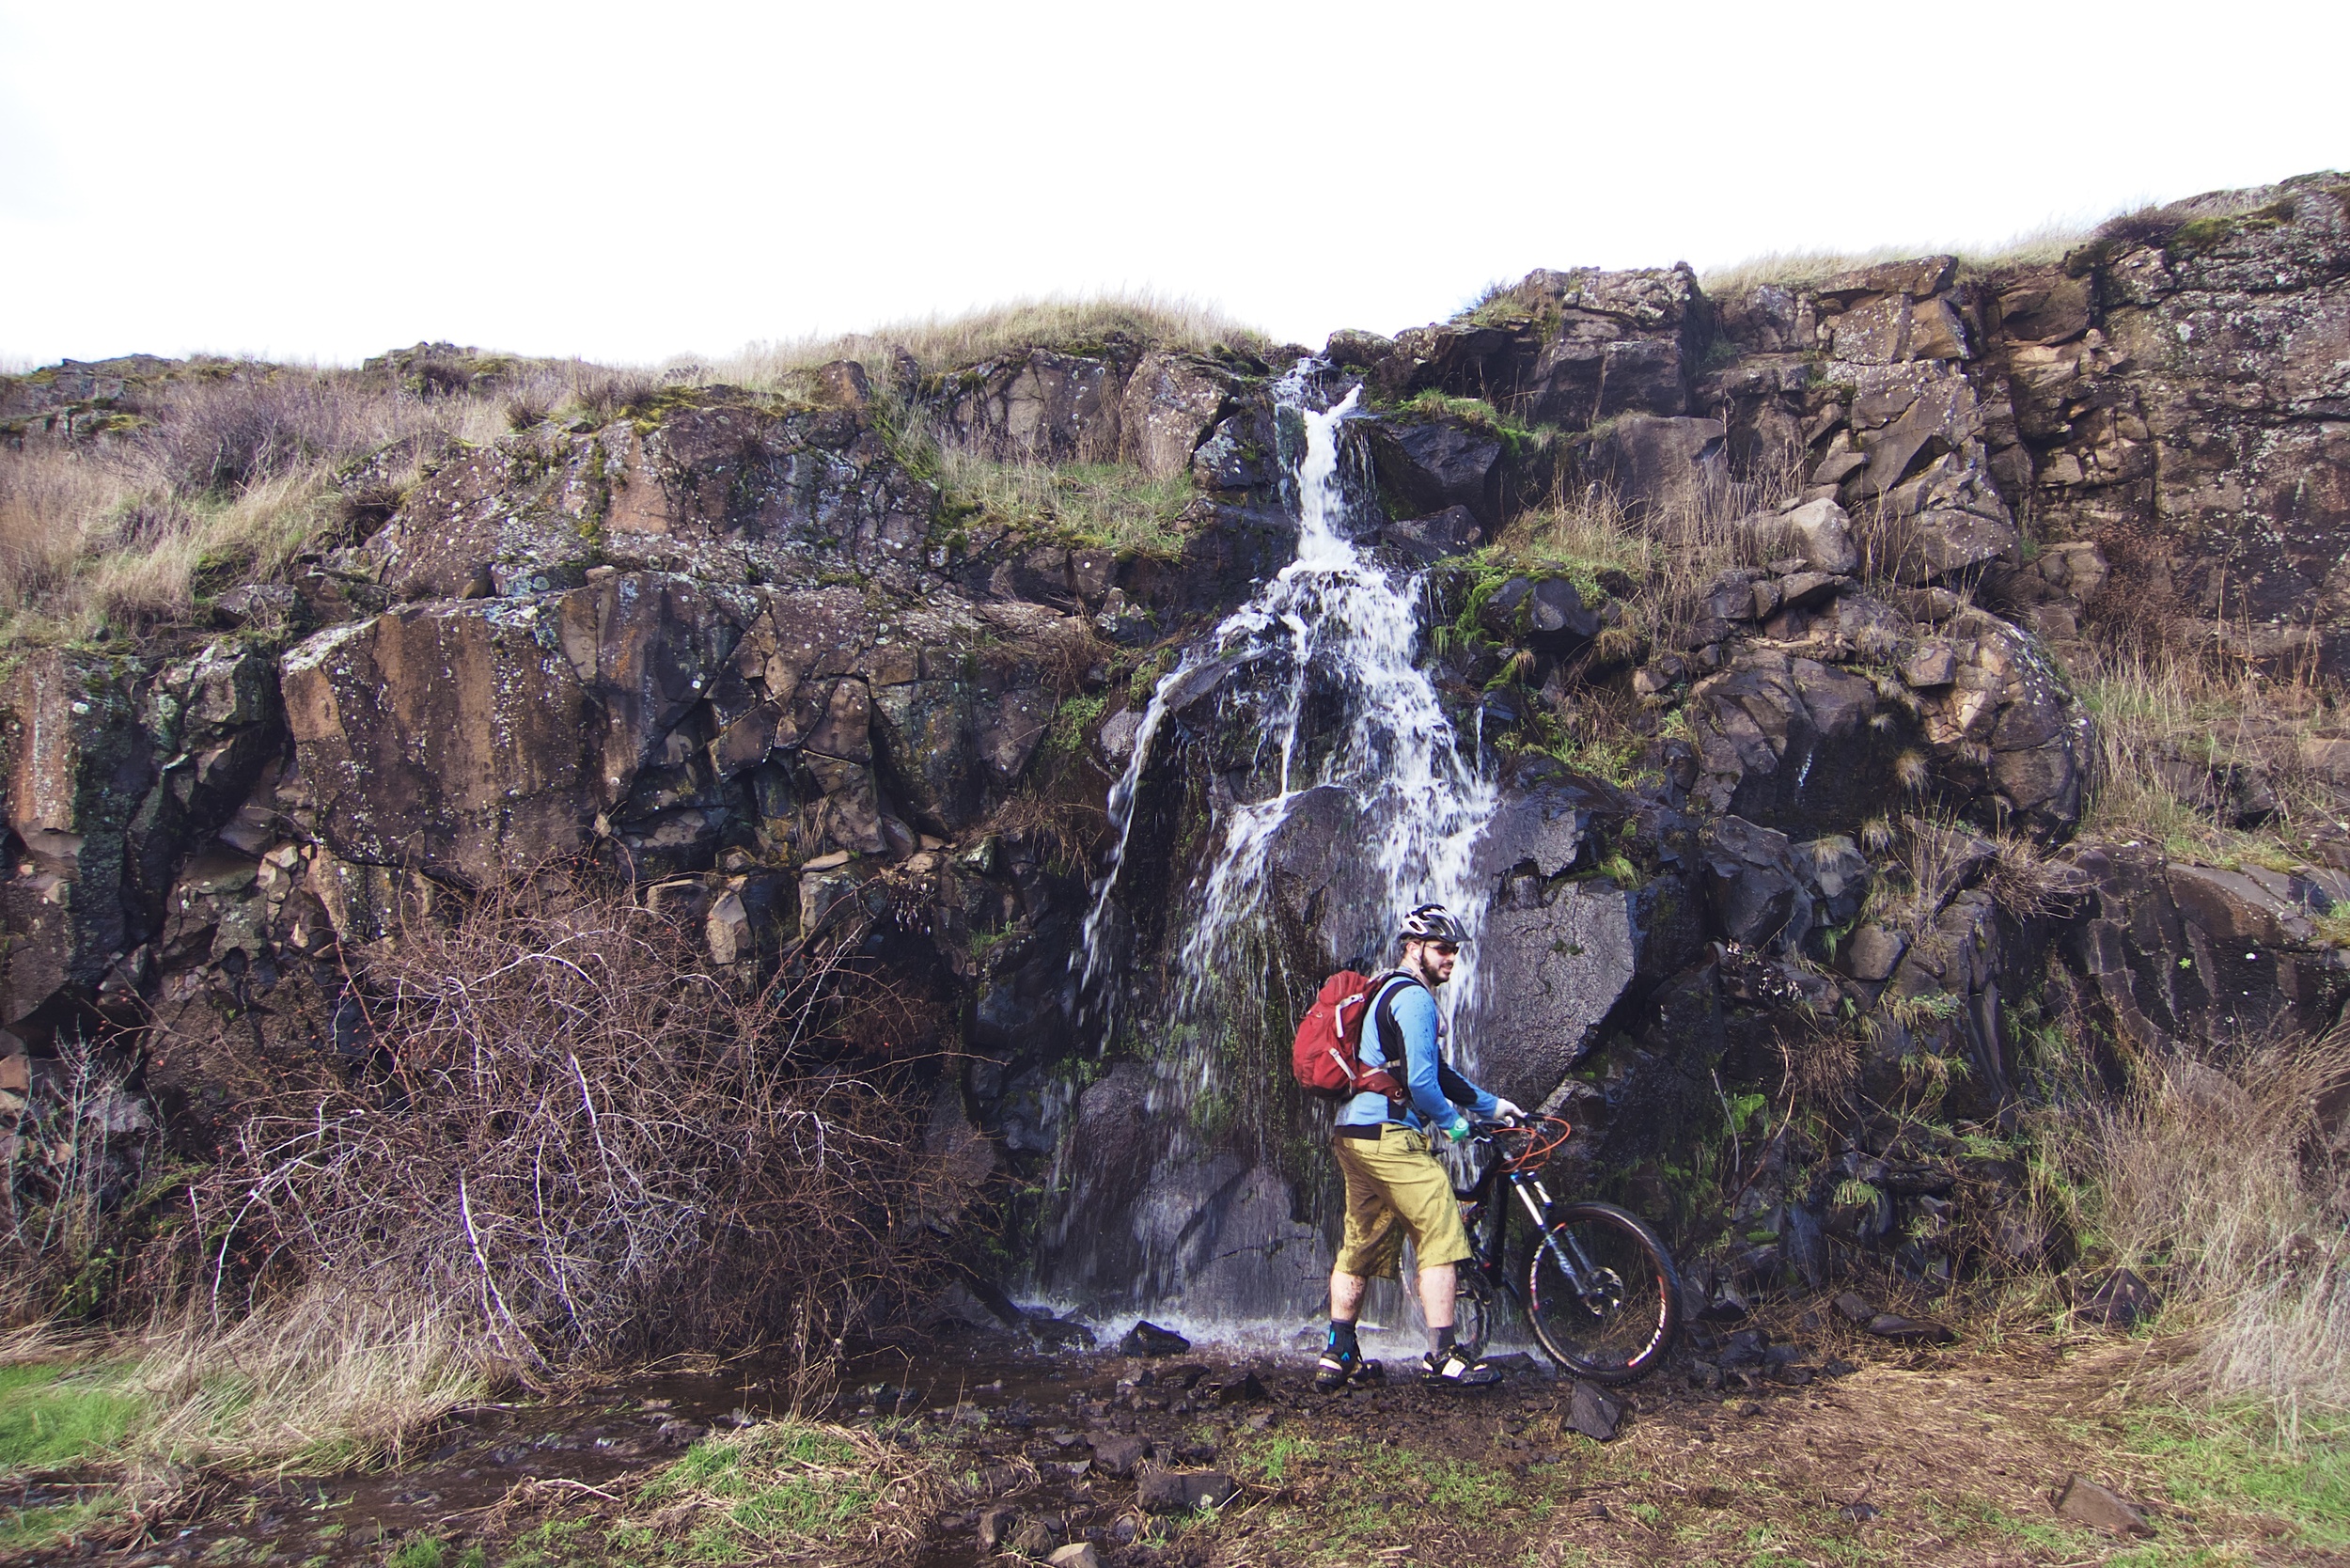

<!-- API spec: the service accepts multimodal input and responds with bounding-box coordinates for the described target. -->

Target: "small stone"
[1737,1401,1764,1418]
[1047,1546,1102,1568]
[1586,1499,1611,1520]
[1136,1469,1239,1513]
[2055,1474,2154,1537]
[1562,1380,1623,1441]
[1865,1312,1955,1344]
[1088,1433,1147,1477]
[2076,1268,2161,1329]
[1210,1372,1268,1405]
[1118,1320,1191,1356]
[1841,1500,1880,1522]
[1833,1292,1877,1325]
[976,1507,1016,1549]
[1007,1515,1059,1556]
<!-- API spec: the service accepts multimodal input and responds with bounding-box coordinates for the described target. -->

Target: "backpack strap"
[1359,970,1426,1074]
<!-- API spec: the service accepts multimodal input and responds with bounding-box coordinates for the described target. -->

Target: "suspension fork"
[1509,1172,1589,1290]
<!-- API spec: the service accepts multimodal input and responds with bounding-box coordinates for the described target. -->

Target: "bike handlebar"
[1466,1113,1574,1165]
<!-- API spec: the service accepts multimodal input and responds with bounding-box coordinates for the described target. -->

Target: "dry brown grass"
[2073,639,2337,870]
[2045,1029,2350,1417]
[1698,220,2097,297]
[707,290,1264,393]
[0,360,558,647]
[123,1288,489,1471]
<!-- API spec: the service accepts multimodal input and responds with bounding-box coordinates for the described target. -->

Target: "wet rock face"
[1466,879,1637,1107]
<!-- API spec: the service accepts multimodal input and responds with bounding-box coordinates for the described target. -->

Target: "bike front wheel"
[1524,1202,1682,1384]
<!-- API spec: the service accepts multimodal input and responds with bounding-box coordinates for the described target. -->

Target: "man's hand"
[1493,1097,1528,1124]
[1446,1118,1474,1144]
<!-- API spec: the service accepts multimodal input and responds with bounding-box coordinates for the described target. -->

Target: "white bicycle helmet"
[1399,902,1470,947]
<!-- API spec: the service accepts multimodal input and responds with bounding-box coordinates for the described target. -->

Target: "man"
[1316,902,1524,1391]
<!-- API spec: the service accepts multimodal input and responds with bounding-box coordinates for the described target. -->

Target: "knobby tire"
[1524,1201,1682,1384]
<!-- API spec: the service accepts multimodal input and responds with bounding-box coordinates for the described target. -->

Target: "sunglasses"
[1429,942,1460,958]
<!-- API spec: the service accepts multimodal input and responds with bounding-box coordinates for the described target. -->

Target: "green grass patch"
[941,455,1190,560]
[0,1361,144,1474]
[0,1491,131,1555]
[2127,1403,2350,1547]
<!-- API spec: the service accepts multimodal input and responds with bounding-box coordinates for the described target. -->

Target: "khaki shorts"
[1331,1124,1472,1278]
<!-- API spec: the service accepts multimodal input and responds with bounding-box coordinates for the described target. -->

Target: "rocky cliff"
[6,175,2348,1330]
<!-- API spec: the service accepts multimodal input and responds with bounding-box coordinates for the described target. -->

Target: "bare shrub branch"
[178,866,978,1391]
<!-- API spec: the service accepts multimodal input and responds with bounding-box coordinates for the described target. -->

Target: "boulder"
[279,576,752,884]
[1742,499,1858,575]
[1585,416,1727,520]
[1687,647,1904,838]
[2,652,155,1015]
[933,348,1125,464]
[1841,924,1906,982]
[1465,879,1637,1107]
[1700,816,1813,954]
[2075,1268,2160,1329]
[1120,353,1228,479]
[1528,577,1602,649]
[1369,417,1505,525]
[1120,1319,1192,1356]
[1380,505,1485,566]
[1817,256,1957,301]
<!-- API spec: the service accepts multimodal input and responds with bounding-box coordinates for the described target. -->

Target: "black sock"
[1327,1319,1359,1356]
[1430,1325,1457,1357]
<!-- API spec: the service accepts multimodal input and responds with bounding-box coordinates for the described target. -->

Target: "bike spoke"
[1525,1205,1680,1383]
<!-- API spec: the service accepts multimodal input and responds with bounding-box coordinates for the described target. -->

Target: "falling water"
[1076,361,1499,1076]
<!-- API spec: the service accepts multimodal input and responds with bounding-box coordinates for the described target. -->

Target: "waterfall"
[1042,363,1502,1329]
[1079,363,1498,1032]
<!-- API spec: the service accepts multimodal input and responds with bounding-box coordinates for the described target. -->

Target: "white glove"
[1492,1097,1527,1124]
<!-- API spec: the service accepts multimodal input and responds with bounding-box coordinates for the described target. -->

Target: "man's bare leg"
[1328,1268,1367,1325]
[1417,1262,1456,1351]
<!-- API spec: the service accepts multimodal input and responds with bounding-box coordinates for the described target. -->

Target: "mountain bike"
[1433,1115,1683,1384]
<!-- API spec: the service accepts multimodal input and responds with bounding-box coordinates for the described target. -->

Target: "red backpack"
[1292,970,1412,1105]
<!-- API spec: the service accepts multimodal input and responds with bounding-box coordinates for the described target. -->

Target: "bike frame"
[1454,1119,1604,1308]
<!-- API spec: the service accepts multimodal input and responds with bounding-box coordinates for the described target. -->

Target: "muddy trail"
[7,1303,2325,1567]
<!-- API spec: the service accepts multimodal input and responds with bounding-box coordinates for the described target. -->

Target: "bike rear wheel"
[1524,1202,1681,1384]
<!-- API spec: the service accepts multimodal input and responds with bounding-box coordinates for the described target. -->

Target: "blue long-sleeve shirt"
[1334,978,1498,1137]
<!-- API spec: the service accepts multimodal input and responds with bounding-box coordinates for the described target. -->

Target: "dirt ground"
[8,1300,2342,1567]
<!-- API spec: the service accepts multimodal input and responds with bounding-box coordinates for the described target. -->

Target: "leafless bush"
[180,867,977,1388]
[2,1043,165,1326]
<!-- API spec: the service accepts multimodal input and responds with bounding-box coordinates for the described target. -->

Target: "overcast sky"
[4,1,2343,368]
